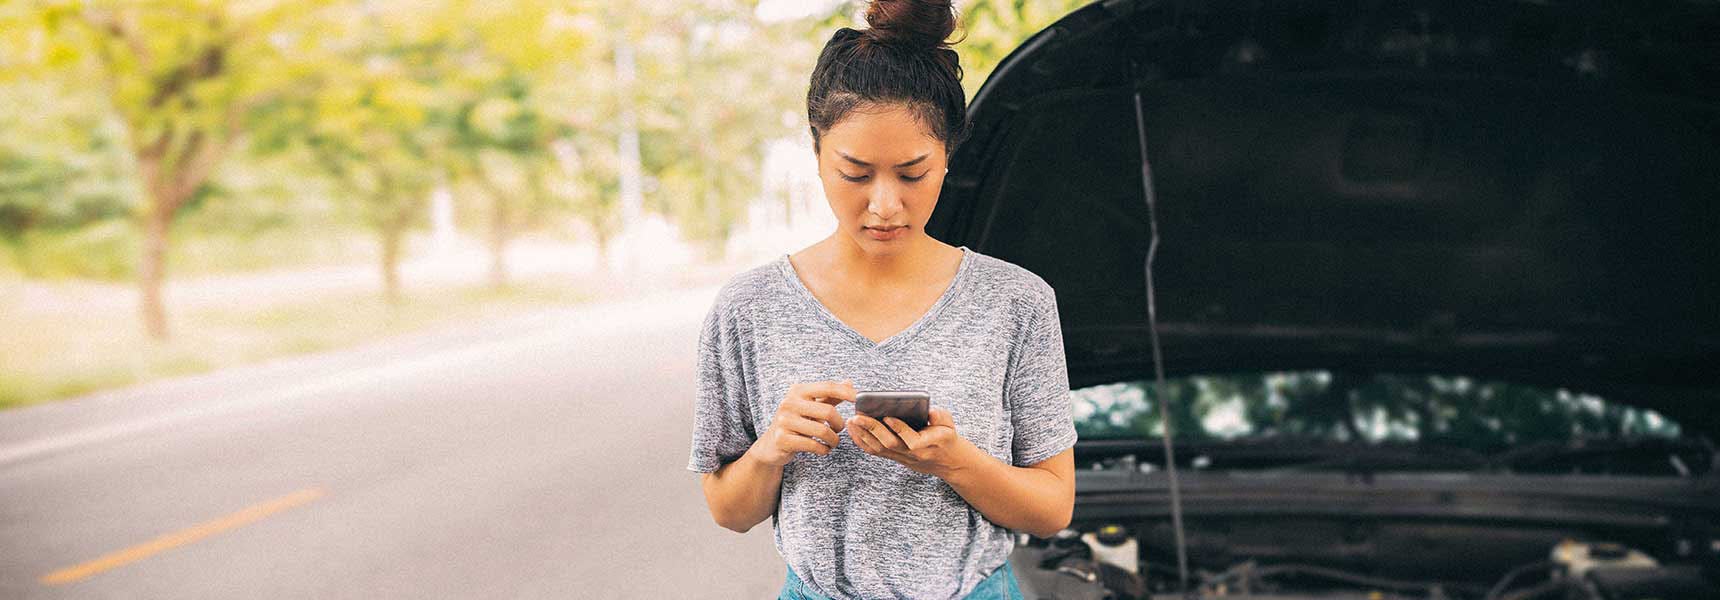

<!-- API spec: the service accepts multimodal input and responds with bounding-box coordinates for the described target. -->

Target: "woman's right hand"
[745,380,856,467]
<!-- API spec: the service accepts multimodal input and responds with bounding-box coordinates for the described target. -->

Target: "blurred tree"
[12,0,327,339]
[533,6,624,268]
[636,1,821,259]
[955,0,1094,100]
[253,1,449,304]
[816,1,1093,100]
[0,0,1101,304]
[442,0,584,289]
[447,72,556,290]
[0,81,134,264]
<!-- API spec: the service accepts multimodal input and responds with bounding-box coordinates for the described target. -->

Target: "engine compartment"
[1008,522,1720,600]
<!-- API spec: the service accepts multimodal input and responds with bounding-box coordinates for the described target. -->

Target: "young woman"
[687,1,1077,598]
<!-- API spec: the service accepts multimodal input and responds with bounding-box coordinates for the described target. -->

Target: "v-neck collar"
[778,246,973,353]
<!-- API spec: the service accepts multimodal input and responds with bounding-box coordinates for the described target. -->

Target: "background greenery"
[0,1,1094,408]
[0,0,1089,314]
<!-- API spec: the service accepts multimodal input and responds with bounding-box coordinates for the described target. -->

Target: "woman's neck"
[821,232,943,287]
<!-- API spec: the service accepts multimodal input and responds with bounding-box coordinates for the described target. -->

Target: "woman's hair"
[807,0,969,154]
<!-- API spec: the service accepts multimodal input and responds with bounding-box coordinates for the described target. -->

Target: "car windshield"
[1071,371,1713,476]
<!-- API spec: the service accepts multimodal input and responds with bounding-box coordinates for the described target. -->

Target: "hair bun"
[863,0,959,50]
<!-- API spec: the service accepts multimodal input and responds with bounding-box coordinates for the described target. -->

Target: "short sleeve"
[1004,282,1079,466]
[686,294,757,473]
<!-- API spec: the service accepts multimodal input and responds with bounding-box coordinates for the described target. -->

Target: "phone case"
[855,390,931,430]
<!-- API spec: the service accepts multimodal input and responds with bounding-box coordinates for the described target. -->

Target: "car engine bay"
[1009,521,1720,600]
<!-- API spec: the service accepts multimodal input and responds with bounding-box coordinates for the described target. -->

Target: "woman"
[686,1,1077,598]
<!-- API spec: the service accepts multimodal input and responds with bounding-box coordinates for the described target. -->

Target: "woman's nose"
[868,185,904,220]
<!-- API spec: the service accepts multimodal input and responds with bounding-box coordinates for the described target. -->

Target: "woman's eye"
[840,172,870,183]
[901,172,928,182]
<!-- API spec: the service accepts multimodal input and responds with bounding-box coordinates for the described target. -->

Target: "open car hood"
[928,0,1720,438]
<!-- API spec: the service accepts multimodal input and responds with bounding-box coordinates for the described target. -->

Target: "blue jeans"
[778,560,1023,600]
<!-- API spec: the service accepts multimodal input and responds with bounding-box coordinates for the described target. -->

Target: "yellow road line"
[39,486,326,586]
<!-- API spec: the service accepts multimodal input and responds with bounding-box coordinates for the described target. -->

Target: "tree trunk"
[139,202,172,341]
[380,220,404,305]
[130,121,232,341]
[614,39,643,231]
[135,139,196,342]
[613,39,643,278]
[90,9,242,342]
[592,226,611,274]
[487,183,511,291]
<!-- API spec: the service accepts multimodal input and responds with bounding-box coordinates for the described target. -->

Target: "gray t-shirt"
[686,245,1079,600]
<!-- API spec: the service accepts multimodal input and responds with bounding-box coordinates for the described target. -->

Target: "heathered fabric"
[687,245,1078,600]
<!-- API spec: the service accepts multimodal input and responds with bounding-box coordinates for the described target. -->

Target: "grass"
[1,221,381,282]
[0,277,594,412]
[170,229,381,278]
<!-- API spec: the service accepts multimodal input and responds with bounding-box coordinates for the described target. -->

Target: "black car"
[927,2,1720,599]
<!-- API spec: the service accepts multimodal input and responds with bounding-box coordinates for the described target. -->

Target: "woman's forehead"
[822,106,942,161]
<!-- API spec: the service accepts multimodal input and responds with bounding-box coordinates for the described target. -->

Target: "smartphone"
[855,390,931,430]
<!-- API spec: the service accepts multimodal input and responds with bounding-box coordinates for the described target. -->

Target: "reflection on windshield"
[1072,371,1684,452]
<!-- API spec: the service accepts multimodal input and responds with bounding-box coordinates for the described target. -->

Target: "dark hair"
[807,0,969,154]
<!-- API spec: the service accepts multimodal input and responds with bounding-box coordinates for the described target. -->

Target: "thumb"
[929,407,955,429]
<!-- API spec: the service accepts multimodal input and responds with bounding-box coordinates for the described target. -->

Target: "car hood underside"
[929,0,1720,438]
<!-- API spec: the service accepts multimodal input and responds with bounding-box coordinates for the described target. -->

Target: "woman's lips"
[865,226,906,241]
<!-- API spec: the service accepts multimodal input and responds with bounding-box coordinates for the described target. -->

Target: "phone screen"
[854,391,930,430]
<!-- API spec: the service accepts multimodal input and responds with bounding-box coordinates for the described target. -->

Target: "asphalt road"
[0,285,786,599]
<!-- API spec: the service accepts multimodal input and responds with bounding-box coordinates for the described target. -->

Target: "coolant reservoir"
[1082,523,1139,574]
[1552,539,1658,578]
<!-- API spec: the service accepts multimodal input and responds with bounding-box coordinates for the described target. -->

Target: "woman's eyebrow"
[839,152,929,168]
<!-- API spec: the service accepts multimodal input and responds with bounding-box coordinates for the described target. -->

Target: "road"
[0,284,786,599]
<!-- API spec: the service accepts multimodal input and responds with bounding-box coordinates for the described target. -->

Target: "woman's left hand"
[847,407,975,478]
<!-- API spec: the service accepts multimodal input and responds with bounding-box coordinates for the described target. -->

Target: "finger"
[794,380,856,406]
[851,420,906,460]
[858,416,907,452]
[884,417,923,450]
[782,434,832,456]
[786,398,846,433]
[781,414,840,448]
[847,419,880,454]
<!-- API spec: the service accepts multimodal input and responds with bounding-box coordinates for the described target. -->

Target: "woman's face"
[815,103,947,257]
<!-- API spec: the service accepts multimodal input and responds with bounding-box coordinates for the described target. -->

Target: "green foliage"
[9,219,137,280]
[552,131,622,241]
[255,2,452,236]
[642,2,826,250]
[24,0,333,203]
[815,0,1093,101]
[0,0,1092,274]
[0,80,137,240]
[956,0,1095,100]
[1073,371,1686,451]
